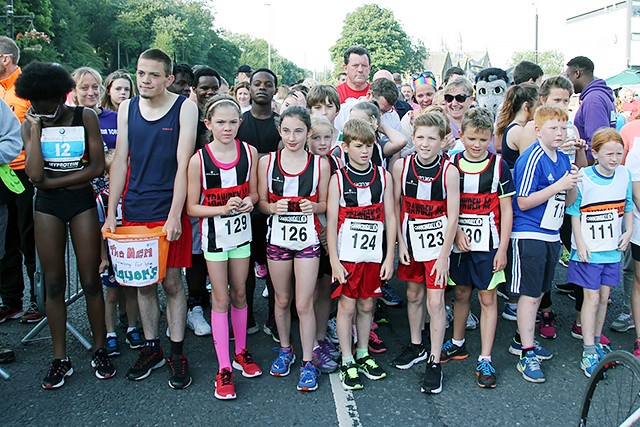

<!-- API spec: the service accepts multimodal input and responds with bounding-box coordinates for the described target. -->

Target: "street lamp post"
[265,3,271,70]
[2,0,34,39]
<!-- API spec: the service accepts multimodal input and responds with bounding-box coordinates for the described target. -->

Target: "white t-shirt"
[625,142,640,245]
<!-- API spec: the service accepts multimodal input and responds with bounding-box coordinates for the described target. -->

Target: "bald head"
[373,69,394,81]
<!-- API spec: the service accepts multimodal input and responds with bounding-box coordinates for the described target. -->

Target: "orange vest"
[0,67,30,170]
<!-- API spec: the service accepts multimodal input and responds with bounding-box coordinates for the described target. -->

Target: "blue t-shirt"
[566,165,632,264]
[511,141,572,241]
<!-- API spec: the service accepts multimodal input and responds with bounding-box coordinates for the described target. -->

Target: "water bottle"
[564,120,576,163]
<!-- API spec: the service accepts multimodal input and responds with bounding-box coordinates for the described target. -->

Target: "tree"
[227,32,307,85]
[330,4,426,76]
[510,50,565,75]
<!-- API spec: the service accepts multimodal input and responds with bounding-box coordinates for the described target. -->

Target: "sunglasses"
[411,71,435,80]
[444,94,470,103]
[31,104,60,119]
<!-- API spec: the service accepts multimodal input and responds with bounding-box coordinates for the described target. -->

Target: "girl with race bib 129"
[186,95,261,400]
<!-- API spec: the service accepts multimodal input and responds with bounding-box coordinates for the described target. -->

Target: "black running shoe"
[392,343,427,370]
[421,357,443,394]
[440,339,469,363]
[126,346,165,381]
[167,353,192,389]
[42,358,73,389]
[91,348,116,379]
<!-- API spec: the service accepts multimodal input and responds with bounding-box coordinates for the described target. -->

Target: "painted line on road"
[329,372,362,427]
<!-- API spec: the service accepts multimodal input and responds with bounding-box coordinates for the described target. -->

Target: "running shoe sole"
[232,360,263,378]
[42,367,74,389]
[516,361,545,383]
[126,359,166,381]
[393,352,428,370]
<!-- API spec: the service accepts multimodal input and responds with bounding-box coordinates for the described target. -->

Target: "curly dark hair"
[15,62,75,101]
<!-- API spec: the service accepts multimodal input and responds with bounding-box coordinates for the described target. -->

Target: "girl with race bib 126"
[257,105,330,392]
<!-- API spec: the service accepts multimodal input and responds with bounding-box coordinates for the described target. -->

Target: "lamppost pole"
[265,3,271,70]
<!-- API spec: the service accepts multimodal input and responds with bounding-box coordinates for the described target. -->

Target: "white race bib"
[408,216,448,262]
[540,192,566,231]
[457,214,490,252]
[41,126,85,171]
[212,211,251,250]
[580,209,620,252]
[338,218,383,263]
[270,213,316,250]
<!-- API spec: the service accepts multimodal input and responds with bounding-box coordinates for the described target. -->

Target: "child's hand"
[576,242,591,263]
[273,198,290,215]
[619,230,632,252]
[236,196,254,213]
[380,255,394,281]
[224,196,243,214]
[298,199,314,215]
[454,227,471,252]
[319,227,327,248]
[331,262,349,285]
[556,165,580,192]
[99,257,109,274]
[430,257,449,287]
[493,250,507,272]
[398,241,411,265]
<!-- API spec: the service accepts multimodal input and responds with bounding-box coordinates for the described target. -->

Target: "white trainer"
[186,306,212,336]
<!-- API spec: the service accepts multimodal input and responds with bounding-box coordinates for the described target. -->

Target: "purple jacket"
[574,79,616,159]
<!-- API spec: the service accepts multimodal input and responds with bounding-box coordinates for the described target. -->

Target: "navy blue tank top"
[123,95,187,222]
[501,122,521,169]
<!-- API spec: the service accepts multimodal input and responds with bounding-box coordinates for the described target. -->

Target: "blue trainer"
[581,352,600,378]
[270,346,296,377]
[297,361,320,391]
[379,285,402,307]
[595,344,611,359]
[508,338,553,360]
[105,336,120,357]
[517,350,545,383]
[501,304,517,321]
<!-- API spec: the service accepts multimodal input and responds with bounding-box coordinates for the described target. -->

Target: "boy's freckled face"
[460,127,493,161]
[536,119,567,151]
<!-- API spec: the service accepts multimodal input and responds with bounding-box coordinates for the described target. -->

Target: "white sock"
[452,338,465,347]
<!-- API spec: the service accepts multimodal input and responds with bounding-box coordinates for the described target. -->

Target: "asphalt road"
[0,262,637,427]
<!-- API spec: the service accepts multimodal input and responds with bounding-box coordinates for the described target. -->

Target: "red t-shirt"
[336,82,370,104]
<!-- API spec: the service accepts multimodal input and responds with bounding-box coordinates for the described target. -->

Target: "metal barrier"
[21,225,92,350]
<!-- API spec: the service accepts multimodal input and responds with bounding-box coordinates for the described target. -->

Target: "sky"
[211,0,630,77]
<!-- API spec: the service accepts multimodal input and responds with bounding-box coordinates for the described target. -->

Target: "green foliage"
[330,4,426,76]
[228,32,307,85]
[510,50,565,76]
[0,0,308,87]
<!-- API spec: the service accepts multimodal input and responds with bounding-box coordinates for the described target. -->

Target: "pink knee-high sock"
[231,305,248,354]
[211,311,230,370]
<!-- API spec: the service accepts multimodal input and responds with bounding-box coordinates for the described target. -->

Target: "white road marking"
[329,372,362,427]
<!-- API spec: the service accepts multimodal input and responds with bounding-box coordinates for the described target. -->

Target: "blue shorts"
[510,238,560,298]
[566,261,620,290]
[449,249,505,291]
